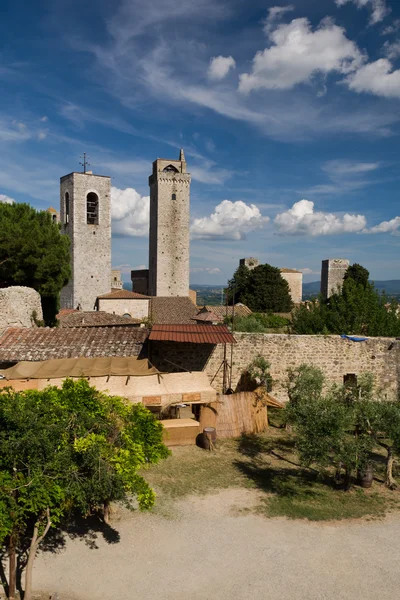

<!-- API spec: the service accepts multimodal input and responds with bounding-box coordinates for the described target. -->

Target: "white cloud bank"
[111,186,149,237]
[346,58,400,98]
[191,200,269,240]
[0,194,15,204]
[274,199,400,236]
[274,199,367,235]
[335,0,390,25]
[239,17,364,93]
[208,56,236,80]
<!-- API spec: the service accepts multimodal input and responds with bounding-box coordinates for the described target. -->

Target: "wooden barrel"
[196,427,217,450]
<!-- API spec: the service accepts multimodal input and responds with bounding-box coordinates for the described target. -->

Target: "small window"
[87,192,99,225]
[65,192,70,224]
[172,193,176,200]
[52,214,57,223]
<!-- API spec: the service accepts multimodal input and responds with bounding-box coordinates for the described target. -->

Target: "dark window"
[172,193,176,200]
[65,192,70,224]
[123,313,131,318]
[52,214,57,223]
[163,164,179,173]
[344,373,357,386]
[86,192,99,224]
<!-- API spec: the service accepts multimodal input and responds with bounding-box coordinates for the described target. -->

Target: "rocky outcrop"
[0,286,43,328]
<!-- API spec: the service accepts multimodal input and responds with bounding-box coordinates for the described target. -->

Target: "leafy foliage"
[0,202,71,325]
[0,379,169,597]
[225,312,290,332]
[247,355,273,392]
[227,263,293,312]
[292,264,400,336]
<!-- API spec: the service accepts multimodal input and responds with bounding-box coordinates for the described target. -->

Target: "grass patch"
[144,429,400,521]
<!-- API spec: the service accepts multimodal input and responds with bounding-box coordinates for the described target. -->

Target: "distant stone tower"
[320,258,349,299]
[148,150,191,297]
[60,171,111,310]
[239,257,260,270]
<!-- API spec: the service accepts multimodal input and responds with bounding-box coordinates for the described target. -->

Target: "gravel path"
[33,489,400,600]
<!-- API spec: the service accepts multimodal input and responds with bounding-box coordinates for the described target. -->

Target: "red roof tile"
[0,326,149,362]
[149,324,236,344]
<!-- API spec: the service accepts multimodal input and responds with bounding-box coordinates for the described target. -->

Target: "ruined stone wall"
[320,258,349,299]
[60,172,111,311]
[0,286,43,328]
[151,334,400,402]
[280,272,303,304]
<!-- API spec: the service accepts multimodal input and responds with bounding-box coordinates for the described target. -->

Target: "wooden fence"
[199,391,269,439]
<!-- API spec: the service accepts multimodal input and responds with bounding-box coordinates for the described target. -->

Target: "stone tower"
[60,171,111,311]
[320,258,349,299]
[148,149,191,297]
[239,257,260,270]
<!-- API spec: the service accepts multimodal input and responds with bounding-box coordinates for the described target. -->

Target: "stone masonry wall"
[280,272,303,304]
[151,334,400,403]
[0,286,43,328]
[321,258,349,299]
[98,298,150,319]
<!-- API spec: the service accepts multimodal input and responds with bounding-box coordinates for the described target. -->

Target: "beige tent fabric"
[0,356,159,380]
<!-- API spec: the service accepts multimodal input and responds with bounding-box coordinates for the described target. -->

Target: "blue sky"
[1,0,400,285]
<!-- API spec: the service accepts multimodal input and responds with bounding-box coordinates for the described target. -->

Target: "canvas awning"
[0,356,159,380]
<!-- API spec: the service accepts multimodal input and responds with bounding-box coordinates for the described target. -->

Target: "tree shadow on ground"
[0,513,121,599]
[236,433,302,469]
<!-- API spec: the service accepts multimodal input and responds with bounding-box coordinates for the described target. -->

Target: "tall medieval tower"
[148,149,191,297]
[60,171,111,310]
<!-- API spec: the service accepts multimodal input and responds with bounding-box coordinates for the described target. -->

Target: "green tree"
[367,401,400,489]
[227,263,292,312]
[0,202,71,325]
[0,379,169,600]
[292,264,400,336]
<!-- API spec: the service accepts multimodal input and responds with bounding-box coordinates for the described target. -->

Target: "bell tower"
[59,170,111,310]
[148,149,191,297]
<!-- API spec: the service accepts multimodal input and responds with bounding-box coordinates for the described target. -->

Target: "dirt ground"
[32,487,400,600]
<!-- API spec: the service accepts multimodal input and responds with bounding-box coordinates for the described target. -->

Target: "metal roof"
[149,324,236,344]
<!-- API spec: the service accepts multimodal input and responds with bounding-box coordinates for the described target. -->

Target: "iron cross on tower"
[79,153,90,173]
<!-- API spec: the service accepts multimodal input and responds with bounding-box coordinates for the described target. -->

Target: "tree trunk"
[103,500,111,524]
[8,535,16,600]
[344,465,352,491]
[385,447,397,490]
[24,509,52,600]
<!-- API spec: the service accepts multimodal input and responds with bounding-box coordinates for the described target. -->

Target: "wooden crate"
[162,418,200,447]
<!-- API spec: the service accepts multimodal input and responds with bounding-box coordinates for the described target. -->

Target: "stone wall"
[321,258,349,299]
[280,271,303,304]
[151,333,400,403]
[0,286,43,328]
[98,298,150,319]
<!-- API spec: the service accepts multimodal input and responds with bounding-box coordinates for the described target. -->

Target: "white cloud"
[383,40,400,60]
[322,159,380,176]
[346,58,400,98]
[381,19,400,35]
[239,17,364,93]
[191,200,269,240]
[191,267,221,274]
[111,186,149,237]
[335,0,390,25]
[274,199,367,235]
[0,194,15,204]
[263,5,294,33]
[208,56,236,80]
[190,165,233,184]
[40,116,48,122]
[365,216,400,234]
[299,267,318,274]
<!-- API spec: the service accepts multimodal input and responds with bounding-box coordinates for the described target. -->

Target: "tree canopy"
[227,263,293,313]
[0,202,71,324]
[292,264,400,336]
[0,379,169,600]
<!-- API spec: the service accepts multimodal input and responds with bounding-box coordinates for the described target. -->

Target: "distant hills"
[303,280,400,300]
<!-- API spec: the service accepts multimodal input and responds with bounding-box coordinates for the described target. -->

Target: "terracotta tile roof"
[150,296,198,324]
[97,289,150,299]
[149,324,236,344]
[0,327,149,362]
[204,304,252,319]
[280,268,302,274]
[58,311,141,328]
[192,309,221,322]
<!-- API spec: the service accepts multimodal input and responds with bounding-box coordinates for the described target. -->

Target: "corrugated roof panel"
[148,324,236,344]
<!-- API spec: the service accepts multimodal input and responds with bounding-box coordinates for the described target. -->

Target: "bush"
[226,312,290,332]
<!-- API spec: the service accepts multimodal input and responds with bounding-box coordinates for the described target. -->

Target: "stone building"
[320,258,349,299]
[47,207,59,223]
[60,170,111,311]
[111,269,123,290]
[280,268,303,304]
[239,257,259,270]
